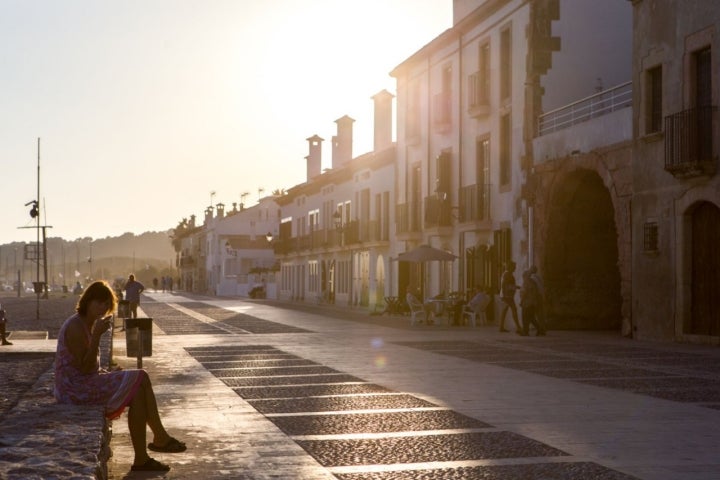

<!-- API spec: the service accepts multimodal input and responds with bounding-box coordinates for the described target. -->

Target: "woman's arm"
[64,317,111,374]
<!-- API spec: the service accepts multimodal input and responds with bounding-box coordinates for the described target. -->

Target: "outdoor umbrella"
[395,244,457,303]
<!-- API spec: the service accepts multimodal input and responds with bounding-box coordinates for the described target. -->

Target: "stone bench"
[0,331,113,479]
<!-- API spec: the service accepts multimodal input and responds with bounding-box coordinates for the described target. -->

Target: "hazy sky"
[1,0,451,245]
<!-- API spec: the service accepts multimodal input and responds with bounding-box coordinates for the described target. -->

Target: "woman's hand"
[91,315,113,338]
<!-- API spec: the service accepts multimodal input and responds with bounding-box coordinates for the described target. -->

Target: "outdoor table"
[424,298,450,324]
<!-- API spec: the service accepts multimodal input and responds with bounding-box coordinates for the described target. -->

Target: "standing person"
[0,304,12,345]
[152,277,159,292]
[498,261,521,333]
[124,274,145,319]
[520,269,545,336]
[529,265,547,335]
[54,281,186,472]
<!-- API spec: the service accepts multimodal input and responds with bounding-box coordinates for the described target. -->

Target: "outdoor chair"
[463,293,490,327]
[405,293,427,326]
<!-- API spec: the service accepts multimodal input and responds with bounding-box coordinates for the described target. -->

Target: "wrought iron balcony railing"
[664,105,717,177]
[458,183,491,222]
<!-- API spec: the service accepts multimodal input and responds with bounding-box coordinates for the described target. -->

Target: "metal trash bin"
[117,300,131,319]
[125,317,153,366]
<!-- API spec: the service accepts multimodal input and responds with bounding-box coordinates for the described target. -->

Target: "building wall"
[630,0,720,342]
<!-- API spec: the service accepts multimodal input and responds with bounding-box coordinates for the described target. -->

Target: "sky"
[0,0,451,246]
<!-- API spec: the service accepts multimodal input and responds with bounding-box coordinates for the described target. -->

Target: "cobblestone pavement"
[3,292,720,479]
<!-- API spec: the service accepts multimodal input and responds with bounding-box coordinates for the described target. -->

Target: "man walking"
[124,274,145,319]
[498,261,521,333]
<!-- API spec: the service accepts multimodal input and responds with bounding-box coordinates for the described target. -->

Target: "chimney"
[372,90,394,151]
[332,115,354,169]
[204,206,213,225]
[189,215,196,228]
[216,203,225,218]
[306,134,324,181]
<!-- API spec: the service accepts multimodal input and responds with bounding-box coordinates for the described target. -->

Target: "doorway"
[545,170,622,329]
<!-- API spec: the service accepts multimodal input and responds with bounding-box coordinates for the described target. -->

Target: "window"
[433,66,452,126]
[407,82,421,139]
[694,47,713,161]
[435,151,451,199]
[308,209,319,231]
[646,66,662,134]
[500,27,512,100]
[308,261,319,293]
[694,47,712,107]
[476,138,490,188]
[643,221,658,252]
[469,43,490,112]
[499,114,511,186]
[479,42,490,103]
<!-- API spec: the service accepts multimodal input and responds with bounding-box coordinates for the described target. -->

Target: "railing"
[468,72,489,110]
[458,183,491,222]
[396,202,422,234]
[424,195,453,228]
[537,81,632,136]
[664,105,717,176]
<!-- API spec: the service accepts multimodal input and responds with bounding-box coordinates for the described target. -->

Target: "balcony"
[537,81,631,136]
[458,183,491,222]
[396,202,422,235]
[424,195,453,229]
[664,105,717,178]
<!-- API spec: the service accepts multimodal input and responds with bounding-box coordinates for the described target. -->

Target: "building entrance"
[544,170,622,329]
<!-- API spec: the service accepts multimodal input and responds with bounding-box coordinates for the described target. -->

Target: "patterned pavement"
[102,292,720,479]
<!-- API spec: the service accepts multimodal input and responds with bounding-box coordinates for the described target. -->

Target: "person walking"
[124,274,145,319]
[520,269,545,336]
[529,265,547,335]
[0,304,12,345]
[498,261,521,333]
[54,281,186,471]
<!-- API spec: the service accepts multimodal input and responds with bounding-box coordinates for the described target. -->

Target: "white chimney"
[332,115,354,169]
[306,134,323,181]
[372,89,394,151]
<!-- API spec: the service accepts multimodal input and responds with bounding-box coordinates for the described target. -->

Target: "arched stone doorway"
[545,169,622,329]
[687,201,720,336]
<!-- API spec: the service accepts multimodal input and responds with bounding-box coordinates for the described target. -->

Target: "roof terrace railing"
[537,81,632,136]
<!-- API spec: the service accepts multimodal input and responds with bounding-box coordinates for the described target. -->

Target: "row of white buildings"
[173,0,720,344]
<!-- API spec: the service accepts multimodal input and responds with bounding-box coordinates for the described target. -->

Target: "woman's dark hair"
[76,280,117,316]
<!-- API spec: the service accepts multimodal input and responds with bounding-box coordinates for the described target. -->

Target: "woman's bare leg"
[128,372,171,465]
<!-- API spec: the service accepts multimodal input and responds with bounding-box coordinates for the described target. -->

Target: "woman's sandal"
[131,457,170,471]
[148,437,187,453]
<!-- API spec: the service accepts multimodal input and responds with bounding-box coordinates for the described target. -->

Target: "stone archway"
[544,169,622,329]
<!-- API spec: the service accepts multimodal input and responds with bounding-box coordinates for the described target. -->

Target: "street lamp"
[265,232,273,243]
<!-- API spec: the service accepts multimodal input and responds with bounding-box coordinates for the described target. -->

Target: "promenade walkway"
[3,291,720,479]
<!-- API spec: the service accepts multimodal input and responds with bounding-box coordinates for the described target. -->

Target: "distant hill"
[0,230,176,287]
